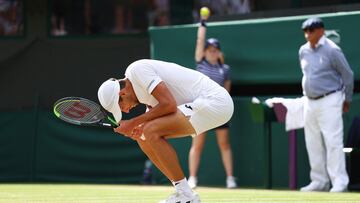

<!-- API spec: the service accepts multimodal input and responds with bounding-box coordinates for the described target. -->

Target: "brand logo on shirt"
[147,79,156,92]
[219,69,224,75]
[185,104,193,110]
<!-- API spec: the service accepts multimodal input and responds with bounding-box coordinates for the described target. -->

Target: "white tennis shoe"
[188,176,198,189]
[330,185,348,193]
[226,176,237,189]
[158,191,201,203]
[300,182,330,192]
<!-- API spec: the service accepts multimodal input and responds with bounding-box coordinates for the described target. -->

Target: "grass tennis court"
[0,184,359,203]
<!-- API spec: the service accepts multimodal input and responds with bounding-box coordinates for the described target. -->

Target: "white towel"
[265,97,305,131]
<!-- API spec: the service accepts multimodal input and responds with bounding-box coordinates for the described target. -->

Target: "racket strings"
[80,100,104,121]
[56,99,104,123]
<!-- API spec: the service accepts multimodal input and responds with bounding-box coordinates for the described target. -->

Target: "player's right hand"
[131,124,145,141]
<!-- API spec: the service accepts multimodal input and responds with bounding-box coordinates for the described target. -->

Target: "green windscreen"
[150,11,360,84]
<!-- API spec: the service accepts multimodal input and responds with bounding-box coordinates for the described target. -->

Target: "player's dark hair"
[119,79,126,90]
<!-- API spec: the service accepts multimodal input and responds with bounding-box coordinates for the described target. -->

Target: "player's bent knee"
[142,123,162,142]
[144,132,162,143]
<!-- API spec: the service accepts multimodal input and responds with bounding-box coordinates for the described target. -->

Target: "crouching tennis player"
[97,59,233,203]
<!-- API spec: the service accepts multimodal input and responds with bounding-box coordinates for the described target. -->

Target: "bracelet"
[200,19,207,27]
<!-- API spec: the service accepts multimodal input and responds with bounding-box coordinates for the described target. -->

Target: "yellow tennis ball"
[200,7,210,18]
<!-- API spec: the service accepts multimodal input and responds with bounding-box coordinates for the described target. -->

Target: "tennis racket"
[53,97,118,128]
[53,97,145,140]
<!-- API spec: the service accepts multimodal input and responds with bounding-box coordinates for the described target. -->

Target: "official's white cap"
[98,79,122,123]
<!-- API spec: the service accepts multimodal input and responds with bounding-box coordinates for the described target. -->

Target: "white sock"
[227,176,235,180]
[173,178,193,196]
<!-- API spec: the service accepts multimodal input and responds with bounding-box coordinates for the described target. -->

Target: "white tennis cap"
[98,79,122,123]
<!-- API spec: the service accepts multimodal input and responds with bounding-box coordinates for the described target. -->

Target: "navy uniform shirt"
[196,58,230,87]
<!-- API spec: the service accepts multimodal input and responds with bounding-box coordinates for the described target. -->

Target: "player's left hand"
[115,120,144,141]
[114,119,136,137]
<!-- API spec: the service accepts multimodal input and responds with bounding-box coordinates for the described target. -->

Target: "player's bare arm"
[195,25,206,62]
[129,81,178,127]
[195,8,210,62]
[114,81,177,139]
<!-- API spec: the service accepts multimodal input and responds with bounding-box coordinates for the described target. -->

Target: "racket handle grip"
[140,134,146,140]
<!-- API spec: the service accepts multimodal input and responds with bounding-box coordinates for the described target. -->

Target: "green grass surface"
[0,184,359,203]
